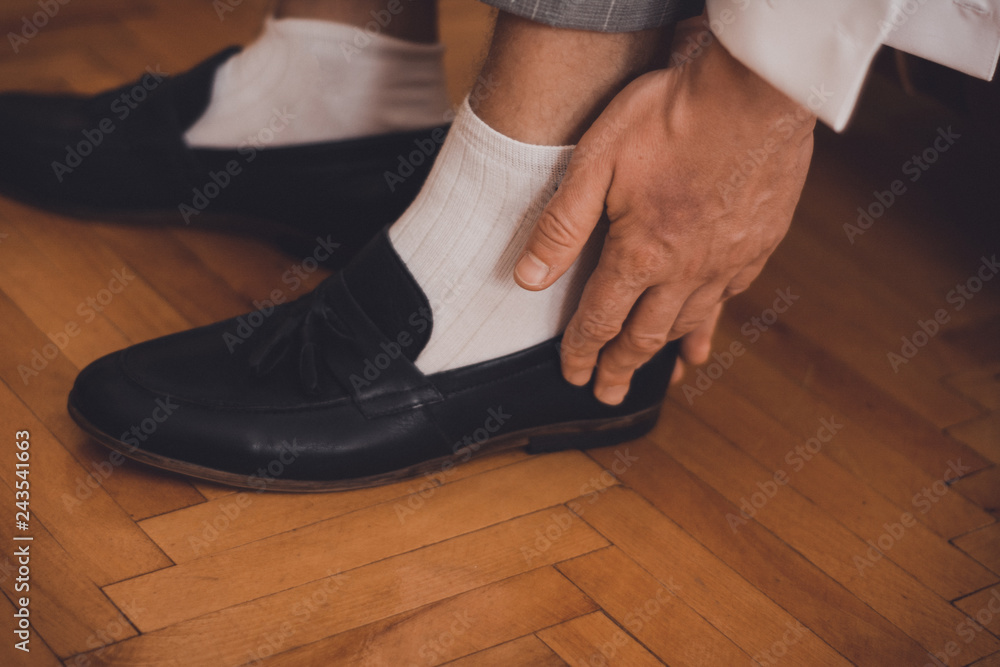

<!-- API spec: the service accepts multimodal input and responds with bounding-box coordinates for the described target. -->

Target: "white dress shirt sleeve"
[704,0,1000,131]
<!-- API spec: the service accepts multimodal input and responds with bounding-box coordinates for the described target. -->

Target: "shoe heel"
[525,409,659,454]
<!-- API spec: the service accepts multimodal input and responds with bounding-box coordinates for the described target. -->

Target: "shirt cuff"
[705,0,1000,132]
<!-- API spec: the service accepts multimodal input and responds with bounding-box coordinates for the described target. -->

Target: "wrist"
[699,32,815,131]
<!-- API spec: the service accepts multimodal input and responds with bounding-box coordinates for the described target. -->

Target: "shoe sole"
[68,400,660,492]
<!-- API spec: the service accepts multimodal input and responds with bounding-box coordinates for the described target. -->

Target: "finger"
[680,301,723,367]
[514,128,615,291]
[670,359,686,385]
[559,250,650,387]
[665,282,732,342]
[591,283,700,404]
[720,255,770,301]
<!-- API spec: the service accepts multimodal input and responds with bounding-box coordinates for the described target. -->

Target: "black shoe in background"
[0,48,448,265]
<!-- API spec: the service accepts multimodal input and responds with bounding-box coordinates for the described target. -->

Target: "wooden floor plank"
[951,467,1000,520]
[798,113,1000,331]
[948,412,1000,464]
[0,383,171,587]
[0,217,209,520]
[716,298,993,481]
[138,450,529,562]
[170,228,332,308]
[575,486,856,665]
[954,583,1000,642]
[537,610,664,667]
[104,452,616,631]
[587,442,941,666]
[69,510,607,666]
[953,524,1000,576]
[0,477,140,659]
[555,547,754,666]
[443,635,567,667]
[756,242,981,427]
[945,364,1000,411]
[259,567,596,666]
[972,654,1000,667]
[655,403,1000,663]
[702,343,995,540]
[682,379,997,600]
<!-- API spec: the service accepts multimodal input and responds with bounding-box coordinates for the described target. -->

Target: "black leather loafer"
[0,48,446,264]
[68,231,677,491]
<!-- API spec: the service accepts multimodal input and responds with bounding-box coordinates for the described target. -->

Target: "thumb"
[514,142,611,291]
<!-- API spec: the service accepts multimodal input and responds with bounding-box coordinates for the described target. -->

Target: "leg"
[69,3,702,489]
[473,13,668,145]
[389,12,671,372]
[185,0,449,147]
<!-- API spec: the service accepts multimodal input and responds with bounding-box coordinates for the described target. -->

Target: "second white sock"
[184,18,451,148]
[390,98,600,374]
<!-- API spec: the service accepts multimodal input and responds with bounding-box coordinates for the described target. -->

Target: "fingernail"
[566,369,592,386]
[515,252,549,287]
[599,385,629,405]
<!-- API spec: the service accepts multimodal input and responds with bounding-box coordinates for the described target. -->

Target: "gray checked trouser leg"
[478,0,705,32]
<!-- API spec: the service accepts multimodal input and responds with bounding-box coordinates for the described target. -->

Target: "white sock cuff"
[451,97,574,180]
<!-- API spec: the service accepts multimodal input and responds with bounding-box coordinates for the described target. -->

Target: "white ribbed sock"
[184,17,450,148]
[389,98,601,373]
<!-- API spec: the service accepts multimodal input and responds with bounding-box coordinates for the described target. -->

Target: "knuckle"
[605,244,660,293]
[670,317,704,338]
[599,352,637,377]
[578,316,621,343]
[623,329,669,355]
[722,282,749,300]
[561,326,597,356]
[535,209,581,253]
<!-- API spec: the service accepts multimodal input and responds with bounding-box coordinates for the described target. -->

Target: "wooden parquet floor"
[1,1,998,665]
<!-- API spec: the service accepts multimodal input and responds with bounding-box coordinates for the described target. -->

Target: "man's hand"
[513,28,815,405]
